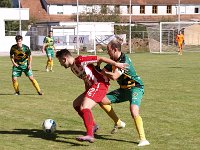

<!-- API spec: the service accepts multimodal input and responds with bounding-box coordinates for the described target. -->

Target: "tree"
[0,0,12,8]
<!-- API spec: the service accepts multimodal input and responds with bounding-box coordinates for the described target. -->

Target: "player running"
[42,30,56,72]
[99,39,150,146]
[176,30,184,55]
[56,49,127,143]
[10,35,43,95]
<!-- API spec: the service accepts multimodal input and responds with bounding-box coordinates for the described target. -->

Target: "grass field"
[0,52,199,150]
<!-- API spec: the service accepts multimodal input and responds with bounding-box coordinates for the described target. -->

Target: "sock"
[46,60,51,69]
[31,79,41,93]
[81,109,94,136]
[99,104,121,125]
[134,115,146,140]
[13,80,19,93]
[50,60,53,70]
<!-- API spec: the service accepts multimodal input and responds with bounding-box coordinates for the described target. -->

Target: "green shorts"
[12,64,33,77]
[46,48,54,58]
[106,87,144,106]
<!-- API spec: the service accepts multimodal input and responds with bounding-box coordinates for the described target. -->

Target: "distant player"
[176,31,184,55]
[10,35,43,95]
[56,49,127,143]
[99,39,150,146]
[42,30,56,72]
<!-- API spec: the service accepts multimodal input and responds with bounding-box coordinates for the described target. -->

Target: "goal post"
[148,21,200,53]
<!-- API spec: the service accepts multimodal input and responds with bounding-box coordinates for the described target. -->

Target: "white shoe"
[46,68,49,72]
[138,140,150,146]
[111,120,126,134]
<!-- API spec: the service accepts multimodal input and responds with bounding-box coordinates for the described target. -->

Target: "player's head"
[56,49,73,68]
[49,30,53,37]
[107,38,122,61]
[15,35,23,47]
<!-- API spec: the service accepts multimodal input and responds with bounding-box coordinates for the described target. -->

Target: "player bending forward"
[56,49,127,143]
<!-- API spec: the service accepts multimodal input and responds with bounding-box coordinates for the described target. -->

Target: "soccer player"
[56,49,127,143]
[176,30,184,55]
[10,35,43,95]
[42,30,56,72]
[99,39,150,146]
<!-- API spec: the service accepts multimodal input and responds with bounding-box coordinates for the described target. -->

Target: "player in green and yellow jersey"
[10,35,43,95]
[42,30,56,72]
[99,39,150,146]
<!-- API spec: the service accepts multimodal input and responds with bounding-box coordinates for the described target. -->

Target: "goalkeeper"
[176,30,184,55]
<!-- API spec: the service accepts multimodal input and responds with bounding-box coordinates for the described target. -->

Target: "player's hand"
[116,63,129,71]
[13,63,19,67]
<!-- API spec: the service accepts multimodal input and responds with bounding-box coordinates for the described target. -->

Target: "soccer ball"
[42,119,56,133]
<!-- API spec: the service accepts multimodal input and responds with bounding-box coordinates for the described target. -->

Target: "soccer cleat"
[93,124,99,133]
[76,135,95,143]
[111,120,126,134]
[38,91,44,95]
[15,91,20,95]
[138,140,150,147]
[50,70,54,72]
[46,68,49,72]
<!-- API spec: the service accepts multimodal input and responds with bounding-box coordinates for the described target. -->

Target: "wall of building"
[47,4,200,16]
[0,8,29,53]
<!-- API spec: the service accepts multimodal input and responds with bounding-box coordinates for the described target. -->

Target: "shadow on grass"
[0,129,87,146]
[0,129,138,145]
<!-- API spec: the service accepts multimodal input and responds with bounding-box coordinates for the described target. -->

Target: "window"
[57,12,63,14]
[115,5,120,14]
[101,5,107,14]
[195,8,199,13]
[167,5,172,14]
[140,5,145,14]
[152,5,158,14]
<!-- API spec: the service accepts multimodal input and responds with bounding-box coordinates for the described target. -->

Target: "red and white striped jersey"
[71,55,109,86]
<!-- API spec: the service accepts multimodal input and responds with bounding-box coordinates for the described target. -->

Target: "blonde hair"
[108,37,123,51]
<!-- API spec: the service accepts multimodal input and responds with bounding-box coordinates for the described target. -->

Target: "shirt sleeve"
[76,55,98,65]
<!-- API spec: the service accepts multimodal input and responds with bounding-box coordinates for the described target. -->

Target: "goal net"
[147,22,200,53]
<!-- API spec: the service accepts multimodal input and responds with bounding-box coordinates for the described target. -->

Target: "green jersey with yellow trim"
[104,53,144,89]
[10,44,31,64]
[43,36,54,49]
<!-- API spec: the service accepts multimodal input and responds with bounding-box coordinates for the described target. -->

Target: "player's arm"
[101,68,123,80]
[10,55,18,67]
[27,54,32,70]
[42,37,47,53]
[10,49,18,67]
[96,56,128,70]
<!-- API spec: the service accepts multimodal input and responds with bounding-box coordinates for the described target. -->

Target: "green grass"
[0,52,200,150]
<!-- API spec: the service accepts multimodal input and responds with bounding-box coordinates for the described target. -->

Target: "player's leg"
[130,87,150,146]
[101,89,127,133]
[100,97,126,134]
[73,92,99,134]
[178,42,181,55]
[49,51,54,71]
[26,67,43,95]
[12,77,20,95]
[12,66,22,95]
[76,83,107,143]
[179,43,183,55]
[76,97,97,143]
[45,50,52,72]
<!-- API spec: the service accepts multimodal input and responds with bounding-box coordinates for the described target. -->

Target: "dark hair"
[49,30,53,33]
[15,35,23,42]
[56,49,72,58]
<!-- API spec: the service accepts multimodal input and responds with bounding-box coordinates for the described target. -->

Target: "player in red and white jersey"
[71,55,110,87]
[56,49,127,143]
